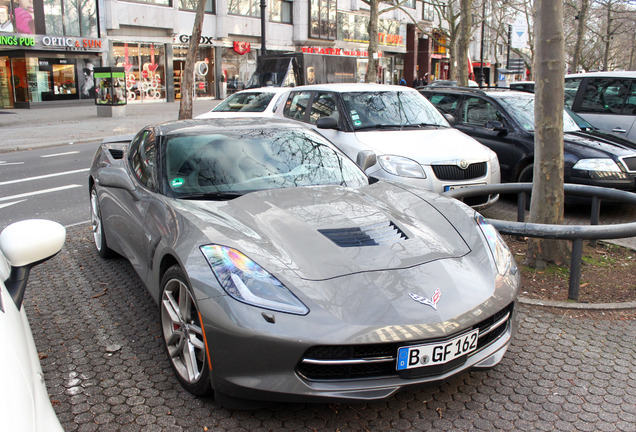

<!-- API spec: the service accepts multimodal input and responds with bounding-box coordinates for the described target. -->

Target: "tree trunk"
[178,0,208,120]
[456,0,472,86]
[572,0,589,73]
[526,0,570,269]
[366,0,380,83]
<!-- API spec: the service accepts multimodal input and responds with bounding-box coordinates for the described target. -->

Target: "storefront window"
[228,0,260,17]
[338,12,406,48]
[309,0,335,40]
[173,45,215,99]
[0,56,13,108]
[222,47,256,95]
[179,0,214,13]
[113,42,166,103]
[120,0,170,6]
[52,63,76,95]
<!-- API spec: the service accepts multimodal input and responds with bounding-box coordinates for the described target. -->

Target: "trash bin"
[94,67,127,118]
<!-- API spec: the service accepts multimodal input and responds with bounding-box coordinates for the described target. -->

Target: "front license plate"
[397,329,480,370]
[444,183,486,192]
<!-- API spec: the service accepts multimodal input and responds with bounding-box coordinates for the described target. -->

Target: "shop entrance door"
[0,56,13,108]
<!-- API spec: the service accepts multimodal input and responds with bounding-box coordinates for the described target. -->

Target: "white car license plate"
[444,183,486,192]
[397,329,480,370]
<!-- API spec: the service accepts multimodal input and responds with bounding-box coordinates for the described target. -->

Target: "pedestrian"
[399,77,407,86]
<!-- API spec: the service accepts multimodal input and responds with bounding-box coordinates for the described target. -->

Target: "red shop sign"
[233,41,251,55]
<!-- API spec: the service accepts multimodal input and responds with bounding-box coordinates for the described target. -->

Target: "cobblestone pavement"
[26,225,636,432]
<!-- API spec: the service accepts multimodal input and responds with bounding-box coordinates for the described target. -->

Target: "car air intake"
[319,221,408,247]
[108,149,124,159]
[432,162,487,180]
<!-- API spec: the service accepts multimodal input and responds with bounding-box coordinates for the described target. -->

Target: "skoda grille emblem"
[458,159,470,170]
[409,288,441,310]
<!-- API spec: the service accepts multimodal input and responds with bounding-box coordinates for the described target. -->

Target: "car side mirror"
[0,220,66,310]
[485,120,507,133]
[316,117,339,130]
[443,113,456,124]
[356,150,377,172]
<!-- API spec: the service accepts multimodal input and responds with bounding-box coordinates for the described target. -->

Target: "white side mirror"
[0,219,66,309]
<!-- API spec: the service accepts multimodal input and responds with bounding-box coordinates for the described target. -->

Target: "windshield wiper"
[354,124,405,131]
[177,192,246,201]
[406,123,448,129]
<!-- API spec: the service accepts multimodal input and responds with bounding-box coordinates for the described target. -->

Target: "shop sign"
[176,34,215,45]
[301,46,382,58]
[41,36,103,50]
[233,41,250,55]
[378,33,403,46]
[0,35,35,47]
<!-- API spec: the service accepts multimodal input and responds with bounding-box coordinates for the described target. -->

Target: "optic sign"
[511,18,528,49]
[0,34,103,51]
[233,41,251,55]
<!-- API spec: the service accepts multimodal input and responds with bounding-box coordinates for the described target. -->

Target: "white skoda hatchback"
[273,83,501,207]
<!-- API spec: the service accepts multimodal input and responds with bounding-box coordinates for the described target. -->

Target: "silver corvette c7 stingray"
[88,118,520,405]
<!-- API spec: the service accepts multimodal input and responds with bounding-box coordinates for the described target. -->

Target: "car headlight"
[378,155,426,178]
[572,158,621,172]
[475,214,513,276]
[490,152,501,174]
[201,245,309,315]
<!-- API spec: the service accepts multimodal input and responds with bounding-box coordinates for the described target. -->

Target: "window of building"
[179,0,214,13]
[228,0,260,17]
[2,0,99,36]
[310,0,336,40]
[270,0,292,23]
[113,42,166,103]
[119,0,171,6]
[422,2,435,21]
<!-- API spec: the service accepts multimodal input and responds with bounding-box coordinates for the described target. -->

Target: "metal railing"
[444,183,636,301]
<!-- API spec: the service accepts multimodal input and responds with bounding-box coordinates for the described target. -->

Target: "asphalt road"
[24,225,636,432]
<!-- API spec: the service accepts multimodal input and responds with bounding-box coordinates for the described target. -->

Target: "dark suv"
[420,88,636,190]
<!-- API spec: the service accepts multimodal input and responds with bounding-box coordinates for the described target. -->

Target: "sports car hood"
[353,128,494,163]
[183,183,471,281]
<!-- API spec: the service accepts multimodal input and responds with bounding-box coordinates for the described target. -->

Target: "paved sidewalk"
[0,99,220,152]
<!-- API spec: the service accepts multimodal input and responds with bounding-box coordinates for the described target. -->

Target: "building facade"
[0,0,442,108]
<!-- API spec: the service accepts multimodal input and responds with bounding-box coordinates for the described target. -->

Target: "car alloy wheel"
[160,265,212,396]
[90,187,113,258]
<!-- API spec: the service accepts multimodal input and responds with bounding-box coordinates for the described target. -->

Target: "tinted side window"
[283,91,312,121]
[579,78,630,114]
[309,92,339,124]
[129,129,157,190]
[427,93,459,115]
[564,78,582,108]
[462,97,502,126]
[624,80,636,115]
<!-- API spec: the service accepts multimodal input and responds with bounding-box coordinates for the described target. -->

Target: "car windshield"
[212,92,276,112]
[163,128,368,197]
[496,95,580,133]
[340,91,449,130]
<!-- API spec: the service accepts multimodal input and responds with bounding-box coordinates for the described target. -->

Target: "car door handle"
[612,128,627,133]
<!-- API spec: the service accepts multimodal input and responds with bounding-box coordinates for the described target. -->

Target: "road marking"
[41,151,80,158]
[0,200,26,209]
[0,168,89,186]
[0,184,82,202]
[0,161,24,166]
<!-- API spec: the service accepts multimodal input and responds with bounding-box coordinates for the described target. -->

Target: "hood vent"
[319,221,408,248]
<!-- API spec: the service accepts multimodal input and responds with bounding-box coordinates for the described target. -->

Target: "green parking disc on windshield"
[171,177,185,188]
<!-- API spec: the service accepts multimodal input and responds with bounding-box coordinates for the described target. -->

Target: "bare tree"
[526,0,570,268]
[178,0,208,120]
[571,0,590,73]
[456,0,472,86]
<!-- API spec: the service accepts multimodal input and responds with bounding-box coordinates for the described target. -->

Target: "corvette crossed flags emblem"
[409,288,441,310]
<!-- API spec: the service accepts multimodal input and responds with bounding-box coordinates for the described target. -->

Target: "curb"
[518,296,636,310]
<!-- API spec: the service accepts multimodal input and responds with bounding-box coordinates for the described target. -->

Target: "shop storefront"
[222,43,257,95]
[111,42,167,103]
[173,34,217,100]
[0,35,105,108]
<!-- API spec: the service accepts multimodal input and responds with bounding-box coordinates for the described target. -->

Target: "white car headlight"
[475,214,513,276]
[572,158,621,172]
[201,245,309,315]
[378,155,426,178]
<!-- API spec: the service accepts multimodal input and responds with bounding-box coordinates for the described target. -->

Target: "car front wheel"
[160,265,212,396]
[90,186,114,258]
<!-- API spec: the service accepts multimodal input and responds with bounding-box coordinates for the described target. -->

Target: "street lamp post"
[260,0,267,55]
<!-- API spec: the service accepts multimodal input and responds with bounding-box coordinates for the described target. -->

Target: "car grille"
[432,162,487,180]
[296,303,513,381]
[318,221,408,247]
[620,156,636,172]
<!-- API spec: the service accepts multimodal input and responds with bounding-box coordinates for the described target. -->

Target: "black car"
[421,88,636,190]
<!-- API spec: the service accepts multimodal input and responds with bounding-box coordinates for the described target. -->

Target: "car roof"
[565,71,636,79]
[288,83,419,93]
[423,87,533,98]
[228,87,289,95]
[155,117,315,137]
